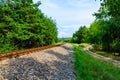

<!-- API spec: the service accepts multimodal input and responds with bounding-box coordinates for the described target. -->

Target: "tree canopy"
[0,0,58,53]
[71,0,120,53]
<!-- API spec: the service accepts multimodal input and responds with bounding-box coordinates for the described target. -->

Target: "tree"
[71,26,88,44]
[0,0,58,53]
[89,0,120,53]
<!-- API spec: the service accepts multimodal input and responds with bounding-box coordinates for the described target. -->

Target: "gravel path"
[0,43,76,80]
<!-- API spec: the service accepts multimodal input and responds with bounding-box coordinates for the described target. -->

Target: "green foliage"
[0,0,58,53]
[92,0,120,52]
[87,19,120,53]
[71,26,88,44]
[71,0,120,53]
[111,40,120,53]
[61,38,71,43]
[100,0,120,19]
[73,45,120,80]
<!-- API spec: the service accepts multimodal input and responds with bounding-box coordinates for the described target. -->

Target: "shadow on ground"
[0,45,76,80]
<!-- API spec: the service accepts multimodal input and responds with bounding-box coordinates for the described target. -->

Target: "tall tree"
[71,26,88,44]
[0,0,58,53]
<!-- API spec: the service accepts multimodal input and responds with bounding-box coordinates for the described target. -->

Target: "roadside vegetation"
[0,0,58,53]
[58,38,71,43]
[71,0,120,57]
[73,45,120,80]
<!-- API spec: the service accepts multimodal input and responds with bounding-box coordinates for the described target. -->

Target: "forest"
[71,0,120,54]
[0,0,58,53]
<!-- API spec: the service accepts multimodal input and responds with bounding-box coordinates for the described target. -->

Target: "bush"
[111,40,120,53]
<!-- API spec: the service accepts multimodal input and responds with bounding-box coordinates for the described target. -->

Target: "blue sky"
[33,0,100,38]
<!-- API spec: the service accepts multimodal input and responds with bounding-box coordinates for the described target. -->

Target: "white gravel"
[0,43,76,80]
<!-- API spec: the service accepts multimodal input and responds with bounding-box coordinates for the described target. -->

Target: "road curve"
[84,46,120,67]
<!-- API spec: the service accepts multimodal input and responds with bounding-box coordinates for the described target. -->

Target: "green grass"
[73,45,120,80]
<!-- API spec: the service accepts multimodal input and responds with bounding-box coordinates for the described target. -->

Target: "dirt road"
[84,46,120,67]
[0,44,76,80]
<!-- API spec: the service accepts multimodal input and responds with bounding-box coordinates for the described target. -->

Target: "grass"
[73,45,120,80]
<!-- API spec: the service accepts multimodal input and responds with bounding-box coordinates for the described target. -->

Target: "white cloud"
[58,24,88,38]
[67,0,93,8]
[61,24,89,29]
[58,31,71,38]
[39,1,97,25]
[38,0,60,9]
[57,10,95,23]
[42,0,59,9]
[33,0,100,38]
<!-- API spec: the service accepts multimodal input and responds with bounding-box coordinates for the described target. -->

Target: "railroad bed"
[0,43,76,80]
[0,43,64,61]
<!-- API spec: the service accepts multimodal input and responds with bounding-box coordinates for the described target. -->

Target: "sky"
[33,0,100,38]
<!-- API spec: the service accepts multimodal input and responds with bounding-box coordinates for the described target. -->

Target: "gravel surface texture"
[0,43,76,80]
